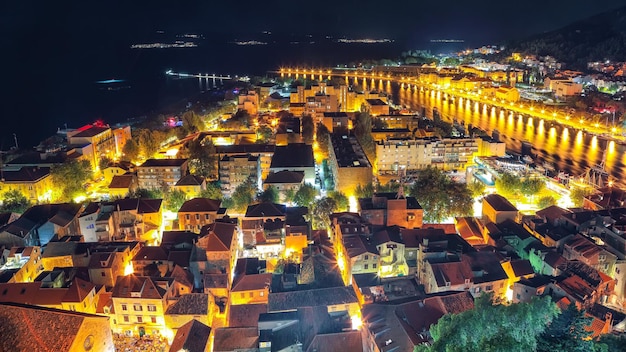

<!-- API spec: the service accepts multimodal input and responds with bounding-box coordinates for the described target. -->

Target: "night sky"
[2,0,626,45]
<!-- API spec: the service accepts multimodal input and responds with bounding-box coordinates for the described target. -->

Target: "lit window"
[134,304,142,311]
[147,305,156,312]
[123,315,129,322]
[137,316,143,323]
[151,316,157,324]
[121,304,127,311]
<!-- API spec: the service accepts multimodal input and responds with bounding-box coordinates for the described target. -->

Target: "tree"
[230,178,257,213]
[378,181,400,193]
[310,197,337,230]
[136,128,167,159]
[596,334,626,352]
[257,186,278,203]
[468,180,486,198]
[293,183,318,207]
[315,122,331,159]
[418,295,559,352]
[99,156,113,171]
[372,117,388,129]
[0,189,31,213]
[180,110,204,133]
[284,188,296,204]
[521,178,545,198]
[301,115,315,144]
[199,182,223,200]
[495,173,522,199]
[131,188,163,199]
[354,112,376,162]
[187,139,217,179]
[328,191,349,212]
[409,167,473,223]
[537,196,557,209]
[164,189,187,212]
[51,159,92,202]
[256,125,273,143]
[355,182,375,199]
[570,186,594,208]
[122,138,140,162]
[536,303,594,352]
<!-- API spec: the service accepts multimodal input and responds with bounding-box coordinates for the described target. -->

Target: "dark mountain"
[509,5,626,69]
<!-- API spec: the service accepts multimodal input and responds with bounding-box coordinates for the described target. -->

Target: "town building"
[269,144,315,185]
[0,302,114,352]
[108,174,138,199]
[174,175,206,198]
[359,192,423,229]
[321,112,350,133]
[262,170,305,202]
[0,246,43,283]
[219,154,260,197]
[230,258,272,306]
[327,134,372,195]
[362,291,474,350]
[238,91,259,115]
[215,144,275,181]
[137,158,189,190]
[110,275,177,336]
[0,166,53,203]
[67,124,117,170]
[376,137,479,174]
[482,194,519,224]
[177,198,224,232]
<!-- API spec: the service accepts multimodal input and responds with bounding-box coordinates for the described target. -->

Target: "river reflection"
[380,82,624,179]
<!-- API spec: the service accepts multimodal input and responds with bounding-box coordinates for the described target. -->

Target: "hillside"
[509,5,626,69]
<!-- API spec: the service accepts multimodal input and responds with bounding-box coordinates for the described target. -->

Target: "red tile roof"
[0,302,110,351]
[178,198,222,213]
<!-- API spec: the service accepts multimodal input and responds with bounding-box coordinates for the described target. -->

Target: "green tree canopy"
[51,159,92,202]
[354,111,376,162]
[164,189,187,212]
[256,125,273,143]
[257,186,279,203]
[199,182,223,200]
[0,189,32,213]
[409,167,473,223]
[328,191,349,212]
[467,180,486,198]
[310,197,337,230]
[570,186,594,208]
[521,178,545,197]
[136,128,168,159]
[230,178,257,213]
[293,183,318,207]
[537,195,557,209]
[131,188,163,199]
[495,173,523,199]
[417,295,559,352]
[536,303,594,352]
[301,115,315,144]
[187,139,217,179]
[315,122,331,158]
[121,138,140,162]
[355,182,375,199]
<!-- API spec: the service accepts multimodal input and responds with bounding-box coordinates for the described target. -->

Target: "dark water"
[383,83,625,180]
[2,39,410,150]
